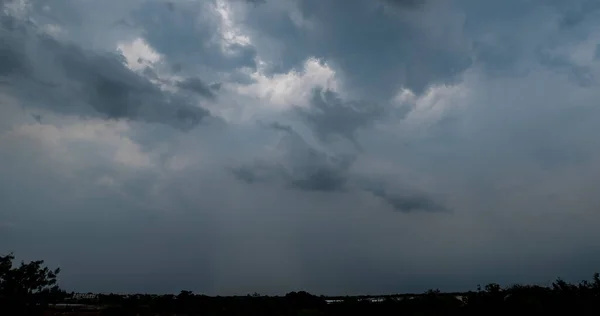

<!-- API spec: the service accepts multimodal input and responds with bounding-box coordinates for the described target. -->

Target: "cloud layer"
[2,0,600,295]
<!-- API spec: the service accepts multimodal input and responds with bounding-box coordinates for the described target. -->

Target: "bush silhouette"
[3,252,600,315]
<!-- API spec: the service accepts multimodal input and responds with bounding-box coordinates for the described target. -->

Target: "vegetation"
[0,253,67,315]
[2,253,600,315]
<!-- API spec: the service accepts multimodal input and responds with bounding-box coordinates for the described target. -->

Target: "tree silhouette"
[4,252,600,315]
[0,253,65,314]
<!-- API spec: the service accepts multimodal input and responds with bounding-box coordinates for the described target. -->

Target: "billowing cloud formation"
[0,12,214,131]
[232,121,353,192]
[233,120,446,212]
[2,0,600,296]
[296,88,384,151]
[242,0,472,100]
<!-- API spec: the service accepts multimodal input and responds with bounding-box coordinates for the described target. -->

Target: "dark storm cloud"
[264,121,294,133]
[238,0,599,102]
[382,0,427,9]
[242,0,266,5]
[535,48,594,87]
[130,1,257,75]
[0,12,212,131]
[555,0,600,29]
[30,114,42,124]
[176,77,220,100]
[458,0,600,82]
[471,38,524,77]
[166,1,175,12]
[0,19,32,77]
[295,88,384,151]
[233,121,447,209]
[273,122,357,193]
[364,183,448,213]
[230,161,283,185]
[289,166,347,192]
[232,122,352,192]
[243,0,471,100]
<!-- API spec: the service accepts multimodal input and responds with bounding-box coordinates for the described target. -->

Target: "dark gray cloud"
[230,160,284,185]
[242,0,267,5]
[555,0,600,29]
[243,0,471,100]
[233,122,447,210]
[264,121,294,133]
[232,122,352,192]
[0,12,212,131]
[471,38,525,77]
[458,0,600,83]
[295,88,385,151]
[239,0,600,101]
[130,1,257,76]
[364,183,448,213]
[176,77,220,100]
[382,0,427,9]
[166,1,175,12]
[30,114,42,124]
[535,48,594,87]
[277,132,353,192]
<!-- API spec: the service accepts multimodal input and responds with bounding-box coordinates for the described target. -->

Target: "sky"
[1,0,600,296]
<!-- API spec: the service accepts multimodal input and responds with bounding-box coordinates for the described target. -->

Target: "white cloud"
[377,78,471,140]
[403,82,470,125]
[234,57,339,111]
[117,37,161,71]
[214,0,252,51]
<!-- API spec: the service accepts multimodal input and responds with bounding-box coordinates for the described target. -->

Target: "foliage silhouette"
[0,253,66,315]
[3,252,600,315]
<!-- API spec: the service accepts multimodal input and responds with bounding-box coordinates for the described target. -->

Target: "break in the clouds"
[2,0,600,296]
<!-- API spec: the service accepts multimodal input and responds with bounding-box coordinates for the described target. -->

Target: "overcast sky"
[2,0,600,296]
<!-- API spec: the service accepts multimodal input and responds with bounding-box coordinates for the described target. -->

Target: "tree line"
[2,253,600,315]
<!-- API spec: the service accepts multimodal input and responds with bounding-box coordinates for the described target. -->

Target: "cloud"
[176,77,222,100]
[30,113,42,123]
[3,0,600,296]
[130,0,257,76]
[295,87,385,151]
[555,1,600,29]
[363,182,448,213]
[166,1,175,12]
[0,10,213,131]
[233,57,339,113]
[232,121,448,211]
[382,0,427,9]
[240,0,471,100]
[231,122,352,192]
